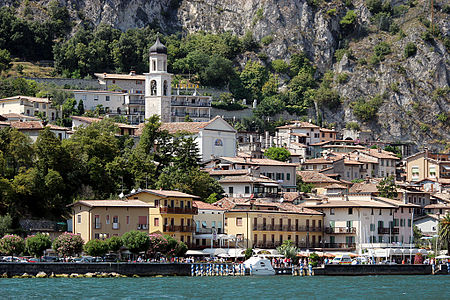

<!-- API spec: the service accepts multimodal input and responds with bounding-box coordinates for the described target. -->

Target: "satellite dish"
[119,192,124,199]
[131,189,136,194]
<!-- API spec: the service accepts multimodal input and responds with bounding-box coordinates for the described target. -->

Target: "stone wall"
[313,264,432,276]
[0,262,190,276]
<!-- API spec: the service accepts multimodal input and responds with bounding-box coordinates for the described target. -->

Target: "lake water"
[1,275,449,299]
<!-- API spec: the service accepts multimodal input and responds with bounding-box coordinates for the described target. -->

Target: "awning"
[186,250,205,256]
[261,182,279,187]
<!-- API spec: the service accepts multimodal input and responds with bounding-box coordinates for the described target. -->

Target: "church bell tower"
[145,37,172,122]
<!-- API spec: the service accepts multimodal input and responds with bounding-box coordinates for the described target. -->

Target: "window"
[77,215,81,224]
[245,186,250,194]
[411,166,419,181]
[370,223,375,231]
[371,208,374,215]
[348,208,353,215]
[346,221,353,228]
[112,216,119,229]
[381,160,384,166]
[408,219,411,227]
[394,219,399,226]
[155,199,160,207]
[150,80,157,96]
[228,187,233,194]
[236,217,242,226]
[378,236,383,243]
[287,173,291,181]
[330,208,335,215]
[429,166,436,178]
[212,221,216,228]
[94,96,98,101]
[106,96,110,101]
[126,216,130,225]
[106,215,110,224]
[379,209,382,215]
[94,215,100,228]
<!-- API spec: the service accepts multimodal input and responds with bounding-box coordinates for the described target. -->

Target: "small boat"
[244,256,276,276]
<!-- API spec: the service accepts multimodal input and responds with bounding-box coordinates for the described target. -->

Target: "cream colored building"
[193,201,225,248]
[70,189,199,245]
[70,199,152,242]
[405,151,450,183]
[213,198,324,249]
[0,96,59,121]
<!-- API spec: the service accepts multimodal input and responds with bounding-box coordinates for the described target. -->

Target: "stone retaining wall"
[313,264,432,276]
[0,262,190,277]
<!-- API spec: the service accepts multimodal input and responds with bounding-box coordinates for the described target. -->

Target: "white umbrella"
[435,255,450,259]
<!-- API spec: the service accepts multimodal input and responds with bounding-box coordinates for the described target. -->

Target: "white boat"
[244,256,276,276]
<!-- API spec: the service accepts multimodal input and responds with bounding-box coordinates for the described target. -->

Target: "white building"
[218,173,281,198]
[73,90,127,114]
[193,201,225,248]
[139,116,236,162]
[303,194,416,253]
[144,38,211,123]
[353,148,399,178]
[4,121,69,142]
[0,96,59,121]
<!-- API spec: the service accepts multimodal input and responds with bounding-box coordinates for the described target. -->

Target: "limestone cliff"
[2,0,449,149]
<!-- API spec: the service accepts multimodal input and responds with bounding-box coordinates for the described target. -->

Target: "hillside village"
[0,38,449,257]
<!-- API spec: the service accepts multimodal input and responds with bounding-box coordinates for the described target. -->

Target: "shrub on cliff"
[0,234,25,255]
[52,232,84,257]
[25,233,51,257]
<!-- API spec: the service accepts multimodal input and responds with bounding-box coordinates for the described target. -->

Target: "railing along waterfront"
[160,207,198,214]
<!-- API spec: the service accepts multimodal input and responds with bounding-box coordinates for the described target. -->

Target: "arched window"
[150,80,157,96]
[152,60,156,71]
[163,80,168,96]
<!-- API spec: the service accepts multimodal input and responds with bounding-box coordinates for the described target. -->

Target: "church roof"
[150,37,167,54]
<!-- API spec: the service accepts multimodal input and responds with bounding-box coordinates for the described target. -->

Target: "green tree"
[77,99,85,115]
[277,240,298,261]
[52,232,84,257]
[84,239,109,257]
[106,236,123,253]
[264,147,291,162]
[0,234,25,255]
[377,175,397,199]
[244,248,253,260]
[438,214,450,252]
[0,48,11,72]
[0,214,12,237]
[297,175,314,193]
[121,230,150,254]
[340,10,357,32]
[404,42,417,58]
[254,95,285,118]
[25,233,52,257]
[239,60,268,101]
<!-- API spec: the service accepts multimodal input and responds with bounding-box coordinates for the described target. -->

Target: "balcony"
[378,227,399,234]
[171,112,210,118]
[112,223,119,230]
[325,227,356,234]
[137,224,149,230]
[159,207,198,214]
[163,225,195,232]
[127,100,145,105]
[171,101,211,107]
[253,225,322,232]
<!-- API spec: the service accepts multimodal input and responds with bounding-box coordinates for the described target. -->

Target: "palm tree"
[438,214,450,254]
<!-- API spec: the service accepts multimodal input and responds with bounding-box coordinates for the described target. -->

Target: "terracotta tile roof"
[374,197,420,207]
[159,121,210,134]
[71,116,137,130]
[207,169,250,176]
[323,144,366,149]
[10,121,44,130]
[46,124,69,131]
[431,193,450,202]
[0,121,10,126]
[1,113,39,120]
[424,203,450,209]
[303,157,342,164]
[359,148,400,160]
[319,128,337,132]
[218,175,279,184]
[344,159,364,165]
[325,183,348,189]
[304,200,396,209]
[310,141,330,146]
[290,132,308,137]
[220,156,298,167]
[282,192,302,202]
[291,142,307,148]
[297,171,339,184]
[130,189,200,199]
[297,171,341,184]
[277,121,319,129]
[95,72,146,81]
[349,182,379,194]
[70,199,152,208]
[213,197,322,215]
[194,201,225,210]
[1,95,51,103]
[71,90,127,95]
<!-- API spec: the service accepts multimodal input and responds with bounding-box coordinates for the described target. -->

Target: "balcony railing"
[378,227,399,234]
[171,101,211,107]
[112,223,119,230]
[163,225,195,232]
[253,225,322,232]
[137,224,149,230]
[253,242,324,249]
[325,227,356,234]
[159,207,198,214]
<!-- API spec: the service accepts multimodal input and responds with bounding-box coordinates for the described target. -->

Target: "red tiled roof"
[71,116,137,130]
[69,199,152,208]
[194,201,225,210]
[359,148,400,160]
[0,95,51,103]
[207,169,249,176]
[10,121,44,130]
[297,171,341,184]
[95,72,146,81]
[277,121,320,129]
[220,156,298,167]
[218,175,279,184]
[130,189,200,199]
[303,157,342,164]
[349,182,379,194]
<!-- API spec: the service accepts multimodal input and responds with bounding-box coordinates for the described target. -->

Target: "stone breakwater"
[0,262,191,277]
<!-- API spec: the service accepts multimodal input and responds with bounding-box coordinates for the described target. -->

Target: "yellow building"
[405,151,450,183]
[70,199,152,242]
[70,189,199,244]
[126,189,199,246]
[213,198,324,249]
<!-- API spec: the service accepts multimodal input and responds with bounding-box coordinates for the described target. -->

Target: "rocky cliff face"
[2,0,449,149]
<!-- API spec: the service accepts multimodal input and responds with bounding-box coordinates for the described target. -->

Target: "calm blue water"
[1,276,449,299]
